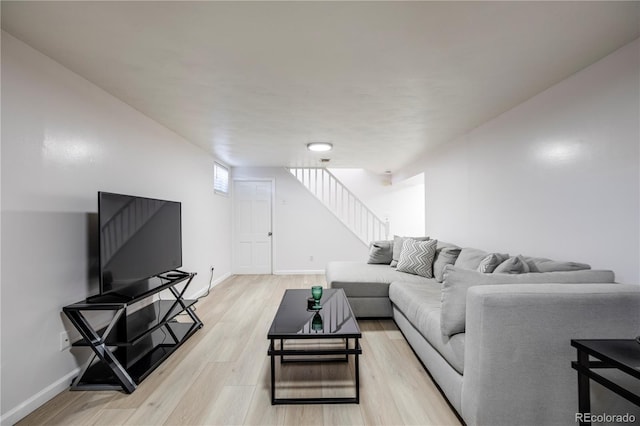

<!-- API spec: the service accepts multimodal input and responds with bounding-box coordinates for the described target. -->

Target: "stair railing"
[288,167,389,246]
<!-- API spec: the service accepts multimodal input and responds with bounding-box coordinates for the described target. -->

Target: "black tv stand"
[63,272,203,393]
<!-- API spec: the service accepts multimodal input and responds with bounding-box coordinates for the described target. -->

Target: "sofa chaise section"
[326,260,433,317]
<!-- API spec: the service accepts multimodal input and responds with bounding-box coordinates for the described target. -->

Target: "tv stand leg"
[64,307,137,393]
[168,278,201,325]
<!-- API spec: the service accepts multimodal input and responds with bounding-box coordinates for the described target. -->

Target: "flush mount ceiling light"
[307,142,333,152]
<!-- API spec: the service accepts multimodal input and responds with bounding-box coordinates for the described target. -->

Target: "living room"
[1,2,639,425]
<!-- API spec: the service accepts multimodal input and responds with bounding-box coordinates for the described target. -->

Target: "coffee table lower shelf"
[268,337,361,405]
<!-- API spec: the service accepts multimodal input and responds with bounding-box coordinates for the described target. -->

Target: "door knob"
[268,232,273,237]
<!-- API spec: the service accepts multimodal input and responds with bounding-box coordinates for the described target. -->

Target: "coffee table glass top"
[268,288,361,339]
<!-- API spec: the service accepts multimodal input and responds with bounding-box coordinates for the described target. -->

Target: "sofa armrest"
[462,283,640,426]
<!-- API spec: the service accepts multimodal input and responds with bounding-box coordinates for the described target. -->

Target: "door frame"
[231,178,276,274]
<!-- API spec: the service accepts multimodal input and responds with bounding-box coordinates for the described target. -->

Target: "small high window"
[214,162,229,196]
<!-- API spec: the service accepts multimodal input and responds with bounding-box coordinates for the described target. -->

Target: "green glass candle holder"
[311,286,323,308]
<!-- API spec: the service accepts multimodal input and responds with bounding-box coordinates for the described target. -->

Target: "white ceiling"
[2,1,639,174]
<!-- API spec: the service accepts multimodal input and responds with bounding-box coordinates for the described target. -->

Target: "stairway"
[288,167,389,246]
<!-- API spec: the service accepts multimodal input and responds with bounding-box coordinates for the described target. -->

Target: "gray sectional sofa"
[326,238,640,425]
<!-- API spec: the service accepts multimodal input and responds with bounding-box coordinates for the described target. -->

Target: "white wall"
[232,167,368,273]
[328,168,392,201]
[368,174,425,238]
[404,39,640,284]
[0,33,232,423]
[329,168,425,238]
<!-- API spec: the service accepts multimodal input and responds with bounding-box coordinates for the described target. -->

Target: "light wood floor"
[18,275,461,426]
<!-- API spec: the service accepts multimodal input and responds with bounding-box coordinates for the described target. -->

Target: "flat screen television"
[98,191,182,297]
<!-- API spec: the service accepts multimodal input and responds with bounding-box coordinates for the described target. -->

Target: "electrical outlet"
[60,331,71,351]
[309,255,314,262]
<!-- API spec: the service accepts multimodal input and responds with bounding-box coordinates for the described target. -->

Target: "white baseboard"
[274,269,325,275]
[212,271,233,286]
[1,367,80,426]
[191,271,233,299]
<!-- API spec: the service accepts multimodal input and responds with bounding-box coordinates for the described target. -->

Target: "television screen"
[98,192,182,296]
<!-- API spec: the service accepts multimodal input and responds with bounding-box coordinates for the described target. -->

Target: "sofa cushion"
[390,235,429,267]
[524,256,591,273]
[397,239,437,278]
[436,240,459,251]
[326,261,433,298]
[477,253,509,273]
[389,281,465,374]
[367,240,393,264]
[454,248,488,270]
[494,255,530,274]
[440,265,616,337]
[434,247,462,283]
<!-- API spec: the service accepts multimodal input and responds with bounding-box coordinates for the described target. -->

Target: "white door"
[233,180,273,274]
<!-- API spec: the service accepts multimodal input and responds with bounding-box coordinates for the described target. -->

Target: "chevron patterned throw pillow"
[396,238,437,278]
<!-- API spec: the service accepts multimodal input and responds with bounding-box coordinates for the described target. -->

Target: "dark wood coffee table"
[267,288,361,405]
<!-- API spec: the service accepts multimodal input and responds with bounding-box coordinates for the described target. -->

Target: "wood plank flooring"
[18,275,461,426]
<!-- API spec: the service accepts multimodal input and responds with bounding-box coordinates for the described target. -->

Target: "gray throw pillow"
[391,235,429,267]
[396,239,437,278]
[453,247,488,270]
[477,253,509,273]
[523,256,591,273]
[433,247,462,283]
[440,265,616,337]
[494,255,530,274]
[366,240,393,264]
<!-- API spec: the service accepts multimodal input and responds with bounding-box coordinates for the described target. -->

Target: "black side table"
[571,339,640,426]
